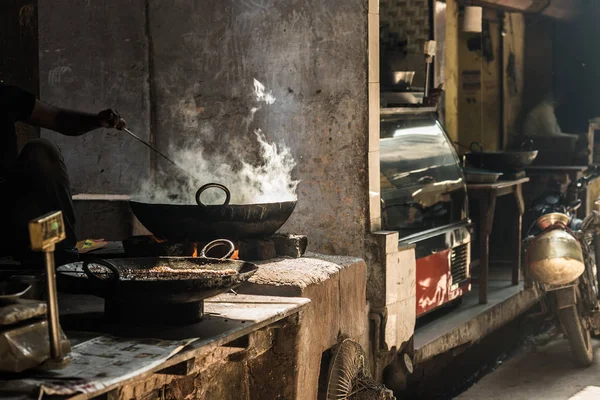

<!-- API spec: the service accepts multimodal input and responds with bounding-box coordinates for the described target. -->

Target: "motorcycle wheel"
[557,303,594,367]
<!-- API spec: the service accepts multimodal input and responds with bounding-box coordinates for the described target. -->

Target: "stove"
[122,233,308,261]
[61,234,308,326]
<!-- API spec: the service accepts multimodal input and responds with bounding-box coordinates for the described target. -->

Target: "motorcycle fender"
[553,286,577,309]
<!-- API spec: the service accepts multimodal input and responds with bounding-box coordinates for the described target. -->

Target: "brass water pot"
[527,214,585,286]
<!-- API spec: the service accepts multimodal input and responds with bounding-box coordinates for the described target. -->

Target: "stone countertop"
[248,252,364,289]
[0,293,309,400]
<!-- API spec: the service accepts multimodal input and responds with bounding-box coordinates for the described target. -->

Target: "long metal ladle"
[122,128,202,185]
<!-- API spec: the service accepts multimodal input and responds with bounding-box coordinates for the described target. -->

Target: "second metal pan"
[56,240,258,304]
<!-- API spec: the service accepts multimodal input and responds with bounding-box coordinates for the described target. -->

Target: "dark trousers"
[1,139,77,264]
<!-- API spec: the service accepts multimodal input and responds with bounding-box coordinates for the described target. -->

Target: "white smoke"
[134,79,299,205]
[253,78,276,105]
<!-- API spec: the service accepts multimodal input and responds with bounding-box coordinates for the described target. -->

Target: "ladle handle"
[200,239,236,259]
[195,183,231,207]
[82,259,120,285]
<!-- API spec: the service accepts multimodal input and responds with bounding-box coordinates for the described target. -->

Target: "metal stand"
[29,211,69,361]
[44,249,62,359]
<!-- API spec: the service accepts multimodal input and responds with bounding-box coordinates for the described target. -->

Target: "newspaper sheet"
[33,335,197,399]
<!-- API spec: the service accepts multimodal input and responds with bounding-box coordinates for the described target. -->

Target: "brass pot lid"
[536,212,570,230]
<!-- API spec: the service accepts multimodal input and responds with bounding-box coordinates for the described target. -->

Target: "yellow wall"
[457,13,501,151]
[503,13,525,147]
[446,9,525,152]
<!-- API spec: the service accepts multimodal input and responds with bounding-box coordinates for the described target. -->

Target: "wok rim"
[129,199,298,209]
[57,257,258,284]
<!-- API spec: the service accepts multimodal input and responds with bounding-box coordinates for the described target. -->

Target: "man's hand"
[98,109,126,130]
[424,84,444,107]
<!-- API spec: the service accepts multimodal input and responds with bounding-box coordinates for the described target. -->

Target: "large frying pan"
[129,183,297,241]
[56,240,258,304]
[464,141,538,172]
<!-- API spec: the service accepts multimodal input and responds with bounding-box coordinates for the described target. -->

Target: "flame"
[191,243,238,259]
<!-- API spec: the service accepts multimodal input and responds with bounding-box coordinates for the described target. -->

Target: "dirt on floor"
[400,305,555,399]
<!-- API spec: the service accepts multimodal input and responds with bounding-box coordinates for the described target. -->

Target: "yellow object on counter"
[76,239,108,254]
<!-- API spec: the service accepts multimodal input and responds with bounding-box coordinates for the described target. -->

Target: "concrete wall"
[149,0,370,257]
[38,0,152,195]
[1,0,40,149]
[38,0,370,257]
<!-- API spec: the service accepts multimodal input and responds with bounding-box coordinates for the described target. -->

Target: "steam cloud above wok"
[133,79,299,205]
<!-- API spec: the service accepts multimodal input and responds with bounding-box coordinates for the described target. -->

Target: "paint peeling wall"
[38,0,370,257]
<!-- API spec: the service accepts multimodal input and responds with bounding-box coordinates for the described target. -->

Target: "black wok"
[130,183,297,241]
[464,141,538,172]
[56,240,258,304]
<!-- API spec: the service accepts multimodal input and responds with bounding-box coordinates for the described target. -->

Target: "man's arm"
[26,100,126,136]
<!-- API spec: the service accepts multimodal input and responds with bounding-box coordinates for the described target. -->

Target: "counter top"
[0,293,309,400]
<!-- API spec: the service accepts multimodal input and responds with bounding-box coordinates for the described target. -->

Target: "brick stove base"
[122,233,308,261]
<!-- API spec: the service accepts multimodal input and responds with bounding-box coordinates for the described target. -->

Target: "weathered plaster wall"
[148,0,370,257]
[38,0,152,195]
[38,0,370,258]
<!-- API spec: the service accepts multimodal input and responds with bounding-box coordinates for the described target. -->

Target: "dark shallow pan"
[56,240,258,304]
[130,183,297,241]
[464,142,538,172]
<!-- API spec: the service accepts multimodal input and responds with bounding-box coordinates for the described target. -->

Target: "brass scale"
[0,211,71,372]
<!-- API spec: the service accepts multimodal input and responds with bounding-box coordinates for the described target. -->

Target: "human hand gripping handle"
[97,109,126,130]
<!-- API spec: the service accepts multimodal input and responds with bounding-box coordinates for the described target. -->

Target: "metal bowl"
[536,213,570,230]
[463,168,502,184]
[465,150,538,172]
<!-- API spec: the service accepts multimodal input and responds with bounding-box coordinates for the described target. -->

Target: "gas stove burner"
[104,300,204,325]
[122,233,308,261]
[122,235,195,257]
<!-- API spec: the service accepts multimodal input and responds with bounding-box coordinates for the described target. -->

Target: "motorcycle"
[524,168,600,367]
